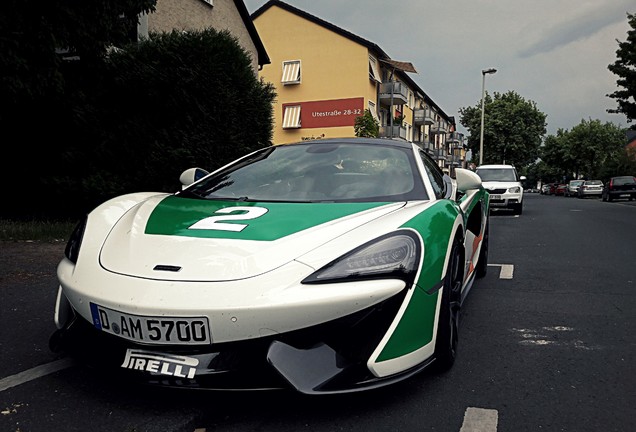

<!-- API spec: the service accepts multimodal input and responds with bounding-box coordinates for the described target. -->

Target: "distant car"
[555,184,567,196]
[577,180,603,198]
[475,164,525,215]
[541,184,551,195]
[48,137,490,394]
[548,183,558,195]
[565,180,584,197]
[602,176,636,202]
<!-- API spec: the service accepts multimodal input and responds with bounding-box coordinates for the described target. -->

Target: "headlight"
[64,216,87,263]
[508,186,521,193]
[302,230,421,284]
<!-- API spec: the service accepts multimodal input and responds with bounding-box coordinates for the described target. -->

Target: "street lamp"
[479,68,497,165]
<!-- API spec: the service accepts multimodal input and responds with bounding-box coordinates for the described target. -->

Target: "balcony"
[414,139,435,153]
[447,131,464,143]
[379,125,407,140]
[430,122,449,134]
[378,82,409,106]
[413,107,435,126]
[434,147,448,161]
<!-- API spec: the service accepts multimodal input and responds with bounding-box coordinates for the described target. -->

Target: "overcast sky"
[244,0,633,136]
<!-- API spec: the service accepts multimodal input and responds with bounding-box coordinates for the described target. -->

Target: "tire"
[433,238,463,372]
[515,202,523,215]
[608,194,613,202]
[476,219,489,279]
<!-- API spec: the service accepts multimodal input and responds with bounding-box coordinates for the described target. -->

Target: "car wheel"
[602,193,607,202]
[475,219,489,279]
[433,237,463,372]
[608,194,613,202]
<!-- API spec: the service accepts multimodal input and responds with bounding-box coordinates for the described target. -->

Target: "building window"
[368,101,379,121]
[369,55,381,83]
[281,60,301,85]
[282,105,301,129]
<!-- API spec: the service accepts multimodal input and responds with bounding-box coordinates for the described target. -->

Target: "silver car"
[565,179,584,197]
[577,180,603,198]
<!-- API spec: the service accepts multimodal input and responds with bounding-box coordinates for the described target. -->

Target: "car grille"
[487,188,507,194]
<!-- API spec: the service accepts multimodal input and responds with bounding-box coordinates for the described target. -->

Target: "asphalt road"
[1,193,635,432]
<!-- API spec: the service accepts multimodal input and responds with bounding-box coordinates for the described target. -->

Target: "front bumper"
[49,289,431,394]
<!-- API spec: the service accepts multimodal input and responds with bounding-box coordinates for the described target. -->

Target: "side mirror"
[179,167,209,189]
[520,175,527,181]
[455,168,482,192]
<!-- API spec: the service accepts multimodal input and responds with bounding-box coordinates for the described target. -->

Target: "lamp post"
[479,68,497,165]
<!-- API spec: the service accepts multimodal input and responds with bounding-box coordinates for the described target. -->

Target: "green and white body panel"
[56,190,480,380]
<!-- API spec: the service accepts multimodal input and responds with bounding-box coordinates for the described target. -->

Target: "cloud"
[519,1,632,57]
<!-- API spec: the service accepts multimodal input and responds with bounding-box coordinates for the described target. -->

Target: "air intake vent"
[153,265,182,272]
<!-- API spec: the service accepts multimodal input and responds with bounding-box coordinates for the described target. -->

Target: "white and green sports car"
[50,137,490,394]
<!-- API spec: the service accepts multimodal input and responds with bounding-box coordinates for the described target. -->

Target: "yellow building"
[252,0,466,171]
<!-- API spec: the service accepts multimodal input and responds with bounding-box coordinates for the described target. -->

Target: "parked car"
[555,184,567,196]
[49,137,490,394]
[602,176,636,201]
[541,184,551,194]
[565,179,584,197]
[577,180,603,198]
[475,164,525,215]
[548,183,558,195]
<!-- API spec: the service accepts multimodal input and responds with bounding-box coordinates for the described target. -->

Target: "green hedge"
[1,28,276,220]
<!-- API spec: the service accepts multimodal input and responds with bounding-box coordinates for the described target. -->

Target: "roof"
[251,0,453,125]
[234,0,270,67]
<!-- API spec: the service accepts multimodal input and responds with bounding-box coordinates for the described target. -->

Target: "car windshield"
[180,142,427,203]
[571,180,583,185]
[586,180,602,185]
[613,176,636,185]
[475,168,517,182]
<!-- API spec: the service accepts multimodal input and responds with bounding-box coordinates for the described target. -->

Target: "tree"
[354,109,380,137]
[0,0,157,106]
[458,90,547,169]
[540,119,627,181]
[607,12,636,128]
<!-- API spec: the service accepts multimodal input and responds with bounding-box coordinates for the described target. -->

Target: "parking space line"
[460,407,498,432]
[0,358,76,392]
[488,264,514,279]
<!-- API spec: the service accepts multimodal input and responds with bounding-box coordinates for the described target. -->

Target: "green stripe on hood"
[145,195,388,241]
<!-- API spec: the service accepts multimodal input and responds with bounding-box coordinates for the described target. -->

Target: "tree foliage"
[607,12,636,128]
[354,109,380,137]
[1,3,276,220]
[539,119,628,180]
[458,90,547,168]
[0,0,157,106]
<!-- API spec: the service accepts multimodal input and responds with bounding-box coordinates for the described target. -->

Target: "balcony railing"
[413,108,435,126]
[447,131,464,143]
[430,122,449,134]
[414,139,435,153]
[378,82,409,106]
[379,125,407,140]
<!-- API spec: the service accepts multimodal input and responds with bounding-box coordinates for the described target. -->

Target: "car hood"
[99,195,405,282]
[481,181,521,192]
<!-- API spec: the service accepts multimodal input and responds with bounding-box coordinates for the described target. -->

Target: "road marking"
[488,264,514,279]
[460,407,498,432]
[0,358,76,392]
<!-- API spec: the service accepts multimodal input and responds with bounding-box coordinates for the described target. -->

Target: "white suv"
[475,164,526,215]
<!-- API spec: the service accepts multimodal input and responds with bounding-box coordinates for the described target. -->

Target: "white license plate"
[620,194,630,197]
[90,303,211,345]
[490,194,502,200]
